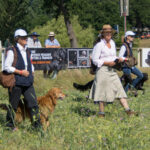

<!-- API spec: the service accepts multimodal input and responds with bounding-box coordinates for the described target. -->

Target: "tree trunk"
[64,17,78,48]
[61,0,78,48]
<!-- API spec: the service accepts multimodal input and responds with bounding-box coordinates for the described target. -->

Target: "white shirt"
[119,45,126,60]
[4,43,34,73]
[92,39,117,68]
[27,37,42,48]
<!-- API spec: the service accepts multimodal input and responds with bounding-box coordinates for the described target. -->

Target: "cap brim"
[18,35,28,37]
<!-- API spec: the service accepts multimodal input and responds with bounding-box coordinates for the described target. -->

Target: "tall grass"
[0,68,150,150]
[0,40,150,149]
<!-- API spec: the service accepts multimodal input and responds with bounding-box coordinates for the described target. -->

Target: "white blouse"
[92,39,118,68]
[27,37,42,48]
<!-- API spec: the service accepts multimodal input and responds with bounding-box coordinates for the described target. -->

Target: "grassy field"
[139,39,150,48]
[0,40,150,150]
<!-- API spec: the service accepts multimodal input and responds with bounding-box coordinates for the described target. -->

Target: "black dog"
[73,73,148,95]
[73,80,93,91]
[120,73,148,94]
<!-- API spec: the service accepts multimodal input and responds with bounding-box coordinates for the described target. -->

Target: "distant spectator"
[45,32,60,48]
[43,32,61,79]
[27,32,42,48]
[4,38,12,48]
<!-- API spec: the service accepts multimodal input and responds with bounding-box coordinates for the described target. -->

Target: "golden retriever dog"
[0,87,65,129]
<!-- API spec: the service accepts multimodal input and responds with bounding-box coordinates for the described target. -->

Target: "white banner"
[141,48,150,67]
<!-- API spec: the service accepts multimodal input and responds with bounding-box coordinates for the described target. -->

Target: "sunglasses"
[20,37,27,40]
[129,35,134,38]
[104,32,112,36]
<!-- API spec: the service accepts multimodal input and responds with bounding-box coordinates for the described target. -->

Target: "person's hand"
[124,58,128,62]
[108,61,116,67]
[118,58,124,63]
[22,70,29,77]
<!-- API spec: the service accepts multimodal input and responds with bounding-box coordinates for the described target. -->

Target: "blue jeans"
[123,67,143,92]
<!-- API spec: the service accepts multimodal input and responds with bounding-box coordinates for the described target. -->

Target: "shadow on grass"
[72,96,93,103]
[0,113,6,126]
[71,106,96,117]
[72,96,83,102]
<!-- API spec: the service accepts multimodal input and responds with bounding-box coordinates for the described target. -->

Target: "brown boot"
[98,112,105,118]
[126,110,138,116]
[99,114,105,118]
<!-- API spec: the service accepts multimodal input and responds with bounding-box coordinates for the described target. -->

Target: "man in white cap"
[119,31,143,93]
[45,31,60,48]
[4,29,41,130]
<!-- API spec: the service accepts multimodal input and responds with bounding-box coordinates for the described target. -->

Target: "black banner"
[28,48,93,70]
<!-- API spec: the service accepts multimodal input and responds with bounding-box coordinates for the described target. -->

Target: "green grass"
[0,68,150,150]
[0,39,150,149]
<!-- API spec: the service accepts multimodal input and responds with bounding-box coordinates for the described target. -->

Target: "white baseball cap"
[125,31,135,37]
[14,29,28,38]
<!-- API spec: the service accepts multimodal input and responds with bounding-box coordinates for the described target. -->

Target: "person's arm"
[119,45,126,60]
[4,50,16,73]
[4,50,29,77]
[103,61,116,67]
[55,39,60,47]
[45,45,60,48]
[92,43,105,67]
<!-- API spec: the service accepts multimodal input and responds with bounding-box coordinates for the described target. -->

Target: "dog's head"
[46,88,65,104]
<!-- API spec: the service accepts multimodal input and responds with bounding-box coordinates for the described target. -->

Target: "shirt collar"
[17,43,27,52]
[102,39,112,45]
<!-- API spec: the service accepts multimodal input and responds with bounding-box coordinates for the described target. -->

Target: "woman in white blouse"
[89,25,137,117]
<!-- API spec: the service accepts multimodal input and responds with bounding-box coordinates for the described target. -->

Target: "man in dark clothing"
[4,29,41,130]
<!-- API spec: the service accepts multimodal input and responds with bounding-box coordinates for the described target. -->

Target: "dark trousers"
[6,85,41,128]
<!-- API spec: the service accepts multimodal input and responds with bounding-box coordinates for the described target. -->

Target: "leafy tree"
[74,0,123,32]
[43,0,78,48]
[128,0,150,32]
[0,0,48,43]
[32,15,95,48]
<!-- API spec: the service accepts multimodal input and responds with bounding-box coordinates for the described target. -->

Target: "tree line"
[0,0,150,47]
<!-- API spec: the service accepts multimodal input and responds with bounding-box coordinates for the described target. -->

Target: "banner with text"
[1,48,93,71]
[29,48,93,70]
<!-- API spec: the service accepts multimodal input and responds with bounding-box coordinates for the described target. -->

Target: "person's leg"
[131,67,143,87]
[120,98,138,116]
[122,68,132,92]
[6,86,22,128]
[48,69,53,76]
[98,101,105,117]
[23,85,41,128]
[43,69,47,78]
[120,98,130,110]
[51,70,58,79]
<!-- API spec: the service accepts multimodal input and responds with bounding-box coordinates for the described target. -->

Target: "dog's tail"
[0,104,9,110]
[73,80,93,91]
